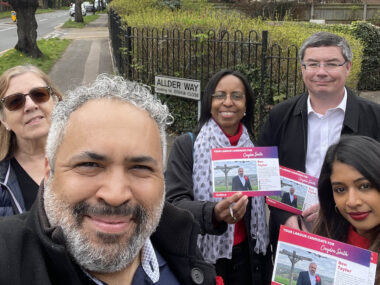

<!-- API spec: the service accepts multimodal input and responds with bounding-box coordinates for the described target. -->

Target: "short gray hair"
[46,74,173,171]
[299,32,353,62]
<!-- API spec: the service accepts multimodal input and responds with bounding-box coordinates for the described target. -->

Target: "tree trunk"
[42,0,48,9]
[9,0,42,58]
[75,0,83,22]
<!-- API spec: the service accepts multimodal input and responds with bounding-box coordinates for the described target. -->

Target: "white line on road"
[0,26,15,32]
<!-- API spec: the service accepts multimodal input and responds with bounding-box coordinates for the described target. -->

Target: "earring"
[334,205,339,213]
[244,112,246,116]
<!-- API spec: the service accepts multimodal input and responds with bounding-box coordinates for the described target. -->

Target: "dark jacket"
[258,89,380,248]
[281,192,297,208]
[0,159,25,216]
[165,133,272,284]
[0,185,216,285]
[231,175,252,191]
[296,271,322,285]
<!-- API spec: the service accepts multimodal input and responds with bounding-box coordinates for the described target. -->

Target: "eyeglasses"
[302,61,347,71]
[211,91,245,102]
[1,86,53,111]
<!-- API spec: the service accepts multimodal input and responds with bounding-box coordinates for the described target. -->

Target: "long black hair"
[196,69,256,137]
[314,136,380,281]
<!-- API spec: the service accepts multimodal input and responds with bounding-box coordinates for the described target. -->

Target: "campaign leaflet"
[272,226,378,285]
[211,147,281,197]
[266,166,319,215]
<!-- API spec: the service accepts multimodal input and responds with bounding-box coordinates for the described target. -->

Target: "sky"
[276,242,337,278]
[213,160,257,178]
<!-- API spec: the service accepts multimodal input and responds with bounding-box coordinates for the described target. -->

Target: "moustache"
[72,200,146,226]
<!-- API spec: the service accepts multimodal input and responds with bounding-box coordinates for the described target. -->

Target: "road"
[0,10,70,53]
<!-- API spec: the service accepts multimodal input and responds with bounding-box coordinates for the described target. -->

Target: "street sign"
[155,75,201,101]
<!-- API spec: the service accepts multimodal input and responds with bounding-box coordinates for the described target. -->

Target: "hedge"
[109,0,367,135]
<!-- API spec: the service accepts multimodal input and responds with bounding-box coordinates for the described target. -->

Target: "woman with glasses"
[0,65,62,216]
[165,69,271,284]
[313,135,380,284]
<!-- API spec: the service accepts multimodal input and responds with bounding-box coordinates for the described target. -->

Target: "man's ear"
[44,157,51,186]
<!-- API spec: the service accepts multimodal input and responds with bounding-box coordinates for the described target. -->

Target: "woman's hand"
[213,192,248,224]
[302,203,319,223]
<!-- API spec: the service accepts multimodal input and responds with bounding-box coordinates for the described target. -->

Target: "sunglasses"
[1,86,53,111]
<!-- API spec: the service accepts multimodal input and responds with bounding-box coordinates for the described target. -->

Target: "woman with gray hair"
[0,65,62,216]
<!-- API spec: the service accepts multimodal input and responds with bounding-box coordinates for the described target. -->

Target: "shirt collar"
[307,88,347,116]
[82,238,160,285]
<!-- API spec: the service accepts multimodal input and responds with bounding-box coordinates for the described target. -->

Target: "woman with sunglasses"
[0,65,62,216]
[165,70,271,285]
[313,135,380,284]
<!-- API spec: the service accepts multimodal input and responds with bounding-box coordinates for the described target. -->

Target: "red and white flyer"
[211,146,281,197]
[266,166,319,215]
[272,226,378,285]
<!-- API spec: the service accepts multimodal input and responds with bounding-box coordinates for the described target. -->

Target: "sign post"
[155,75,201,120]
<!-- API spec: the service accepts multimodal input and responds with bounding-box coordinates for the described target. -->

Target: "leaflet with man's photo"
[266,166,319,215]
[211,147,281,197]
[272,226,378,285]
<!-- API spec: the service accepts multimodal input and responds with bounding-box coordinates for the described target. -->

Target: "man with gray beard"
[0,75,216,285]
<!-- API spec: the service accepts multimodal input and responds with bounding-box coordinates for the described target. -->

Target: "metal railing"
[109,9,305,132]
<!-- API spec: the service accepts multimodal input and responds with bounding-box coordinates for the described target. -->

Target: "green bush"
[109,0,365,134]
[349,22,380,91]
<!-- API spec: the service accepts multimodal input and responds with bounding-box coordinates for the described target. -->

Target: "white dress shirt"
[305,89,347,177]
[239,175,246,186]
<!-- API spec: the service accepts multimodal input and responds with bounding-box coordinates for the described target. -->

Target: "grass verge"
[0,38,71,74]
[62,14,99,28]
[0,8,69,20]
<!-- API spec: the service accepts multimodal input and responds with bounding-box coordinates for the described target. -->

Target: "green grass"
[0,8,69,19]
[0,38,71,75]
[62,14,99,28]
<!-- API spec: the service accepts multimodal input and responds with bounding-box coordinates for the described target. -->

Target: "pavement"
[48,13,114,93]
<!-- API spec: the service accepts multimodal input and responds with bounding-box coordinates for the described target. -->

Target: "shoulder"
[348,90,380,111]
[171,133,193,154]
[0,159,10,181]
[0,212,37,257]
[269,93,306,115]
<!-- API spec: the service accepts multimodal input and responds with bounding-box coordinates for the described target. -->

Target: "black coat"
[0,185,216,285]
[165,133,272,284]
[231,175,252,191]
[281,192,298,208]
[258,89,380,249]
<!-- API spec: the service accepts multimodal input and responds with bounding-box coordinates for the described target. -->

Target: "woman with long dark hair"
[314,135,380,284]
[165,69,271,284]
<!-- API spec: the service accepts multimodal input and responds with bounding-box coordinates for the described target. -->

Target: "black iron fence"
[109,9,306,132]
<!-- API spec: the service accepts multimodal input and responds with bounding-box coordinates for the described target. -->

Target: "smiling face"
[301,46,351,100]
[44,99,165,273]
[210,75,246,136]
[0,72,56,145]
[309,263,317,275]
[331,161,380,239]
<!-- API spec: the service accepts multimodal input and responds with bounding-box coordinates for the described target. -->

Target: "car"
[69,3,87,17]
[83,1,94,12]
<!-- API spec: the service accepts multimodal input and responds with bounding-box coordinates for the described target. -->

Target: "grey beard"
[43,176,164,273]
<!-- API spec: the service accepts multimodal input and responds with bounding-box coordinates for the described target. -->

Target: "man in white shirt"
[296,262,321,285]
[231,167,252,191]
[258,32,380,250]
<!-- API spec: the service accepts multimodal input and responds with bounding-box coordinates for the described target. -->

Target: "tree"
[75,0,84,22]
[8,0,42,58]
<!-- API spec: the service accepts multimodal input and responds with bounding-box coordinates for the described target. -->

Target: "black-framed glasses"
[211,91,245,102]
[1,86,53,111]
[302,61,347,71]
